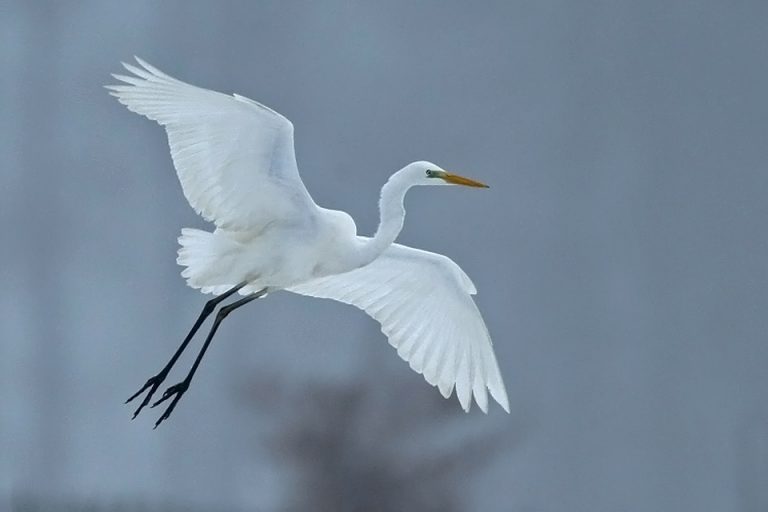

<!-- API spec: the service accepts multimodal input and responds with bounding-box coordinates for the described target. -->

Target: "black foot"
[125,371,169,419]
[150,380,190,428]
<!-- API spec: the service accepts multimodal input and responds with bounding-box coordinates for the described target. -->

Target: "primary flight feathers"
[106,57,317,231]
[289,244,510,413]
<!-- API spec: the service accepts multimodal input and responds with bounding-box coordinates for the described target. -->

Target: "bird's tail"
[177,228,242,295]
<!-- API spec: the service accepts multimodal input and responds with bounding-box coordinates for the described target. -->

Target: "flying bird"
[106,58,510,428]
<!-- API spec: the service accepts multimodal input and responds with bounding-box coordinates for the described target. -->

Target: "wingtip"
[498,395,511,414]
[492,383,511,413]
[134,56,150,71]
[134,56,164,77]
[110,73,133,83]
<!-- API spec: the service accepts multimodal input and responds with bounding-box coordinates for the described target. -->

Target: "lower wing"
[288,243,510,413]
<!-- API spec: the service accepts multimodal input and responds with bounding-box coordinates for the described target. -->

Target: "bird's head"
[404,161,489,188]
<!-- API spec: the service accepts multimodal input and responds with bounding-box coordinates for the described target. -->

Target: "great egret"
[107,58,509,428]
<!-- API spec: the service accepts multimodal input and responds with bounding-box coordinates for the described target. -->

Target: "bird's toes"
[125,381,152,404]
[151,391,171,408]
[153,393,184,429]
[126,372,168,404]
[150,381,188,408]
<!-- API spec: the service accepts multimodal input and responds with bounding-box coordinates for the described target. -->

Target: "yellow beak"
[440,171,490,188]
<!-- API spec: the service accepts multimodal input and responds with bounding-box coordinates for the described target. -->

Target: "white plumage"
[107,57,509,415]
[107,58,316,232]
[289,244,509,413]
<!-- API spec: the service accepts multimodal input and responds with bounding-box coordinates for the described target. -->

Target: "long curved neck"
[356,170,413,266]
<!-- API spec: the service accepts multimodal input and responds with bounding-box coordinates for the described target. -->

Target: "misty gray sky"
[1,1,767,511]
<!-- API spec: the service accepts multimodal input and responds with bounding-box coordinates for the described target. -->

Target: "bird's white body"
[178,208,360,295]
[108,58,510,413]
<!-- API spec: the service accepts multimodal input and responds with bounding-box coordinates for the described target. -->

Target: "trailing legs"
[125,282,265,427]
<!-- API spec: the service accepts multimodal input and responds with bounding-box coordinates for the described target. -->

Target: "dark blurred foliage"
[242,360,508,512]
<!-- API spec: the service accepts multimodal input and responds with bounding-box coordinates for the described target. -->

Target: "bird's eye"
[426,170,434,177]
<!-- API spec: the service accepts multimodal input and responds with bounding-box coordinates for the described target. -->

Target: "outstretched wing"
[106,57,318,231]
[288,243,510,413]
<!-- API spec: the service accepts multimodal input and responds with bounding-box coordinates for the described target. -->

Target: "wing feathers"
[288,242,510,413]
[107,57,317,230]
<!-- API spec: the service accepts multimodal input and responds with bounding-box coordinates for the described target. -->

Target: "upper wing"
[288,243,510,413]
[106,57,318,231]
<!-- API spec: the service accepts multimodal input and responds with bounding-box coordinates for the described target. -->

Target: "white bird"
[107,57,509,427]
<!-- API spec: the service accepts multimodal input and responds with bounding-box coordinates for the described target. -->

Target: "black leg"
[150,288,267,428]
[126,282,247,419]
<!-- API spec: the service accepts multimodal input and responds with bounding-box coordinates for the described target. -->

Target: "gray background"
[1,1,767,511]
